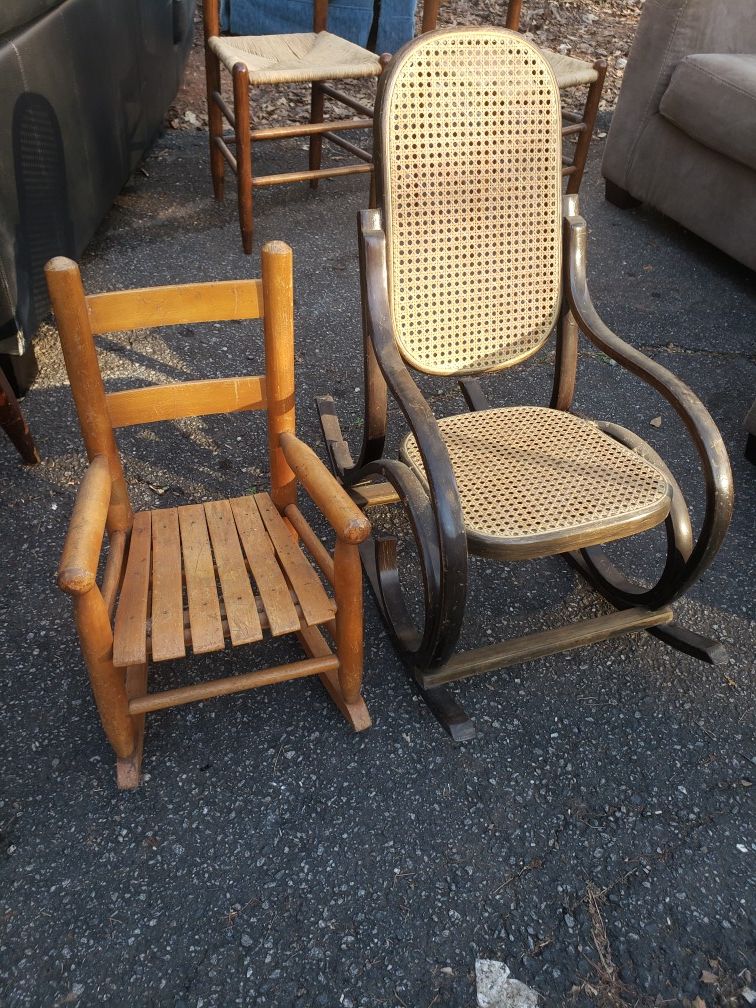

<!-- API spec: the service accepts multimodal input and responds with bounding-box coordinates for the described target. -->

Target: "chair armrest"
[58,455,112,595]
[564,209,733,581]
[279,433,370,544]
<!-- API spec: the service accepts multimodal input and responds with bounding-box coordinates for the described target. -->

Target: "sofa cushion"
[660,53,756,172]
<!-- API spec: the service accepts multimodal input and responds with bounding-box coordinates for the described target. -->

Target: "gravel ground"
[0,124,754,1008]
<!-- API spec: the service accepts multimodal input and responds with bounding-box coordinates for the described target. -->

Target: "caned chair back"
[375,27,563,376]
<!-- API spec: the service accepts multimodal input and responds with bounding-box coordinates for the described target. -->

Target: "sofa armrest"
[603,0,756,190]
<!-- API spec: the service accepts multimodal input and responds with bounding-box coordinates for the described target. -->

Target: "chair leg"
[334,540,364,706]
[309,83,325,189]
[232,62,253,254]
[116,663,148,789]
[744,432,756,465]
[74,589,138,771]
[205,47,225,201]
[566,59,606,195]
[605,178,641,210]
[0,367,40,464]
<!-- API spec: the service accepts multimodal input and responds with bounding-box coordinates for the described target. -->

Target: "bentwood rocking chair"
[47,243,371,788]
[317,28,733,739]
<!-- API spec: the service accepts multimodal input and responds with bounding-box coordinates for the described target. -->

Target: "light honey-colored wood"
[261,242,297,511]
[50,243,371,788]
[58,455,111,595]
[298,624,371,731]
[74,586,136,759]
[101,530,128,619]
[117,663,148,790]
[178,504,225,655]
[129,654,338,714]
[284,504,335,586]
[255,493,335,627]
[230,496,301,636]
[106,376,266,428]
[280,432,370,544]
[112,512,152,667]
[150,509,186,662]
[45,258,133,533]
[205,499,262,646]
[85,278,263,333]
[333,540,363,705]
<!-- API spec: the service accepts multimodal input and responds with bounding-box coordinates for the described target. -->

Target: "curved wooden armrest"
[564,210,734,582]
[279,433,370,544]
[58,455,112,595]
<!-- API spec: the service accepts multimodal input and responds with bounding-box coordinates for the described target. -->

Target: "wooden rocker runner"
[317,28,734,739]
[47,242,371,789]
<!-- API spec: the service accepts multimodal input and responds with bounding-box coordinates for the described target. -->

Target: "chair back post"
[204,0,220,37]
[45,257,133,535]
[313,0,329,33]
[421,0,441,34]
[505,0,523,30]
[261,242,297,512]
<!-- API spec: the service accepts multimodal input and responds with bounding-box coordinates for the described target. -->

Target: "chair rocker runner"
[316,28,734,740]
[47,242,371,789]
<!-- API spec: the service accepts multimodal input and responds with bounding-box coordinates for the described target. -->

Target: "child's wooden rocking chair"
[47,242,371,789]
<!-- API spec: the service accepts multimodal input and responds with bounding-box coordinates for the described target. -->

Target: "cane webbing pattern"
[379,29,563,376]
[543,50,599,89]
[209,32,381,85]
[401,407,671,557]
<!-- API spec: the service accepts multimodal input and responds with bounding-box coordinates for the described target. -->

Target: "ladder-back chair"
[47,242,371,788]
[204,0,441,253]
[317,28,733,739]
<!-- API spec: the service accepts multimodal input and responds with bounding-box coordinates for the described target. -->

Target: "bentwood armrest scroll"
[564,211,733,583]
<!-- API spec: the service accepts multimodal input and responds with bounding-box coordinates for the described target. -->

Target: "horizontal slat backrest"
[105,376,266,428]
[86,278,263,334]
[86,278,267,427]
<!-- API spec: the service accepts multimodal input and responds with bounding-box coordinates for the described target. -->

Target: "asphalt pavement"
[0,128,754,1007]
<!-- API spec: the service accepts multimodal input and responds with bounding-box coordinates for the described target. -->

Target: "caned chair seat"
[112,492,335,668]
[543,49,600,89]
[208,31,382,85]
[401,407,672,560]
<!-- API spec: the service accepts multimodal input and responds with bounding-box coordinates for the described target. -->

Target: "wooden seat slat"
[113,512,152,667]
[254,492,335,627]
[204,500,263,646]
[150,508,186,662]
[229,496,301,636]
[177,504,225,655]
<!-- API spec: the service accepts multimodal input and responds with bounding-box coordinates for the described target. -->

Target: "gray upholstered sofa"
[0,0,194,393]
[602,0,756,273]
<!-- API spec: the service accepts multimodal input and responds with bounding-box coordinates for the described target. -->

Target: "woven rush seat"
[401,407,672,559]
[112,492,335,668]
[543,49,600,89]
[208,31,382,85]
